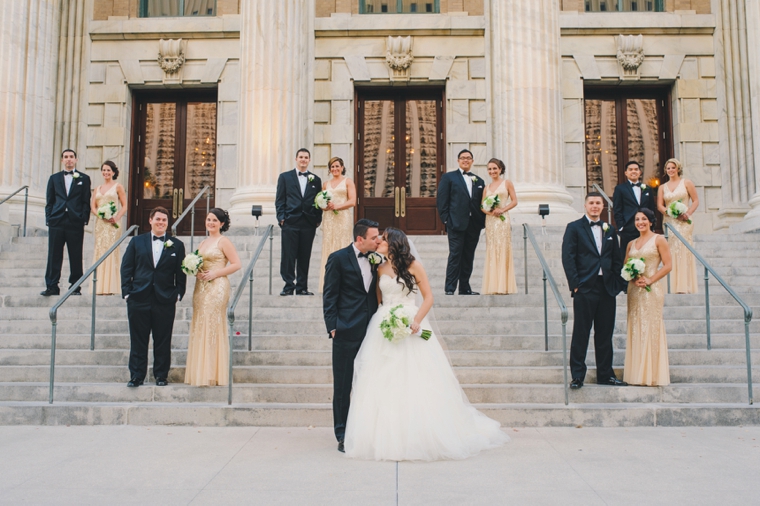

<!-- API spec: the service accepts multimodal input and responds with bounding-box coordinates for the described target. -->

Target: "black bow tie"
[631,182,641,187]
[358,252,369,259]
[63,171,74,177]
[589,221,603,228]
[298,172,309,177]
[153,235,166,242]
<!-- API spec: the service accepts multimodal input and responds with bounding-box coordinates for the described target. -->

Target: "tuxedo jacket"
[275,169,323,228]
[436,170,486,233]
[45,171,92,227]
[561,217,624,298]
[120,233,187,305]
[322,245,379,342]
[612,181,656,233]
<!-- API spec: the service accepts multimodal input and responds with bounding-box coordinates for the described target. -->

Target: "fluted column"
[229,0,313,223]
[0,0,61,228]
[487,0,576,222]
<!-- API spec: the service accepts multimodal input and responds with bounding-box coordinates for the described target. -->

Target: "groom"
[322,219,381,453]
[120,207,186,387]
[561,192,626,390]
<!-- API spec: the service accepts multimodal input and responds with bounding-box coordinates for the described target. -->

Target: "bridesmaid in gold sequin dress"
[318,157,356,293]
[481,158,518,295]
[657,158,699,294]
[89,161,127,295]
[185,209,241,387]
[623,209,672,386]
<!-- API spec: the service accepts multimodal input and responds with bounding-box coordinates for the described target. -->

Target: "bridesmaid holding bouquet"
[481,158,518,295]
[90,161,127,295]
[318,157,356,293]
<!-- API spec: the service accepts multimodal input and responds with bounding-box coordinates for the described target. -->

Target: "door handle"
[172,188,179,218]
[394,187,400,218]
[178,188,184,216]
[400,186,406,218]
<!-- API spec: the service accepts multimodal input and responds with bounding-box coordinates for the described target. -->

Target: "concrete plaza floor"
[0,426,758,505]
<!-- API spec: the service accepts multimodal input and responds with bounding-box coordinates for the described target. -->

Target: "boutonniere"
[470,176,477,183]
[164,239,174,249]
[368,252,383,266]
[72,171,80,179]
[602,223,610,233]
[308,175,315,183]
[640,184,647,190]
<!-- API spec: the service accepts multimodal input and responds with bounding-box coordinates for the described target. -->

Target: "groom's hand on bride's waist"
[330,330,335,338]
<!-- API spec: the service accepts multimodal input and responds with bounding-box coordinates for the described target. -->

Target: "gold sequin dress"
[482,180,517,295]
[318,178,354,293]
[92,184,121,295]
[184,238,231,386]
[623,235,670,386]
[662,179,698,294]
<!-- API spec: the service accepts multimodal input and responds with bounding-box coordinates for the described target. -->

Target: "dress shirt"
[629,180,641,204]
[586,215,603,275]
[459,168,473,198]
[152,235,165,267]
[296,168,308,196]
[63,170,74,195]
[353,244,372,293]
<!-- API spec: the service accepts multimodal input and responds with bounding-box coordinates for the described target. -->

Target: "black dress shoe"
[459,290,480,295]
[280,289,294,296]
[69,287,82,296]
[127,378,143,387]
[296,290,314,296]
[337,440,345,453]
[156,378,168,386]
[445,291,455,295]
[599,377,628,386]
[570,378,584,389]
[40,288,60,297]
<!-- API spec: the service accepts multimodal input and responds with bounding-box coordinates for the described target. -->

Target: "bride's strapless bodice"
[379,274,417,307]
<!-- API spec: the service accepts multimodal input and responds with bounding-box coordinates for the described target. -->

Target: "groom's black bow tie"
[631,182,641,187]
[63,171,74,177]
[153,235,166,242]
[298,172,309,177]
[589,221,603,228]
[358,252,369,259]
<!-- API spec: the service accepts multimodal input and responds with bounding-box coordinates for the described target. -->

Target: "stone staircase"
[0,226,759,426]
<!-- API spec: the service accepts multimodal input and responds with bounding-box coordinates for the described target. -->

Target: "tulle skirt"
[344,302,510,461]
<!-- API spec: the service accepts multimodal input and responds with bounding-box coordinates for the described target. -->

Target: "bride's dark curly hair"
[384,227,417,294]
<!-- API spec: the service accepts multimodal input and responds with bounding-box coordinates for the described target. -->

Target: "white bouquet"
[181,250,204,276]
[314,190,338,215]
[380,304,432,343]
[482,195,505,221]
[97,201,119,228]
[621,257,650,292]
[667,199,691,224]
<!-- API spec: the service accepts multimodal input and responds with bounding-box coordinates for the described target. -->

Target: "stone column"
[487,0,576,223]
[0,0,61,230]
[229,0,313,224]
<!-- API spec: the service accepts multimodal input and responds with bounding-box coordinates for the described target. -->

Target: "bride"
[345,228,510,461]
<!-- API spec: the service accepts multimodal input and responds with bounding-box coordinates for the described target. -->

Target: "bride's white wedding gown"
[345,274,510,461]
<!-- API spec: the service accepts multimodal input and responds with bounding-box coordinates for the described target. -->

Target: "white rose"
[165,240,174,249]
[602,223,609,232]
[308,175,314,182]
[72,171,80,179]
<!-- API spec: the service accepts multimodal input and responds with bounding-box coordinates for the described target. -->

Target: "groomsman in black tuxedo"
[120,207,186,387]
[322,219,381,453]
[275,148,322,296]
[612,160,656,256]
[561,192,627,389]
[42,149,92,296]
[436,149,486,295]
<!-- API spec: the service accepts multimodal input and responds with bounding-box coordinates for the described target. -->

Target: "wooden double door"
[356,89,445,234]
[129,90,217,234]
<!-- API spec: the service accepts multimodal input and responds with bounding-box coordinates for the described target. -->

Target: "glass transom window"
[139,0,216,17]
[585,0,664,11]
[360,1,440,14]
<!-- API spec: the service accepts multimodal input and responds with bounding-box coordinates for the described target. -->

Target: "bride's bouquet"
[97,201,119,228]
[667,199,691,224]
[621,257,651,292]
[380,304,432,343]
[314,190,338,214]
[181,250,204,276]
[481,195,505,221]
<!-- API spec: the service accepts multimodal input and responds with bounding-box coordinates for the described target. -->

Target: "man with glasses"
[436,149,486,295]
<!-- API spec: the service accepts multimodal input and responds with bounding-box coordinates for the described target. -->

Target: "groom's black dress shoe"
[127,378,143,387]
[459,290,480,295]
[338,440,345,453]
[296,290,314,296]
[69,285,82,296]
[570,378,584,389]
[599,377,628,386]
[155,378,168,386]
[40,288,60,297]
[279,289,294,296]
[445,291,455,295]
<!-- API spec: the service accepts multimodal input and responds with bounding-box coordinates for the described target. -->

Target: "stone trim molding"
[158,39,186,75]
[386,36,414,81]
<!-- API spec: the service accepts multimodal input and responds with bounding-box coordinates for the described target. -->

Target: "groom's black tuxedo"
[322,244,379,442]
[120,233,186,383]
[275,169,322,293]
[612,180,656,256]
[562,216,624,383]
[436,169,486,293]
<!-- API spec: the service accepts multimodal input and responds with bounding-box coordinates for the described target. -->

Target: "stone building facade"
[1,0,759,235]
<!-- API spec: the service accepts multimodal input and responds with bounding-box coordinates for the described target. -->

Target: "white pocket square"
[77,182,82,185]
[606,237,613,240]
[171,253,176,256]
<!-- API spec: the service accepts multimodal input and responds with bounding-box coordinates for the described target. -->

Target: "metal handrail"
[171,185,211,251]
[226,224,275,405]
[592,183,614,211]
[664,223,753,405]
[522,223,570,405]
[48,224,140,404]
[0,185,29,237]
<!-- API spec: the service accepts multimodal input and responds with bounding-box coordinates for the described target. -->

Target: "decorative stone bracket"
[386,36,413,81]
[158,39,186,76]
[616,34,644,80]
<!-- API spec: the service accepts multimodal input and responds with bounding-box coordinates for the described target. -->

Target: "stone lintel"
[572,54,601,81]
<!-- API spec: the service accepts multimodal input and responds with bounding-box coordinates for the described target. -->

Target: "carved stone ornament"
[386,36,413,80]
[616,34,644,79]
[158,39,186,75]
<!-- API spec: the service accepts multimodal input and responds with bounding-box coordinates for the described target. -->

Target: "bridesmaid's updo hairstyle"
[383,227,417,294]
[487,158,506,175]
[328,156,346,175]
[664,157,683,178]
[637,208,656,231]
[208,208,231,233]
[101,160,119,180]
